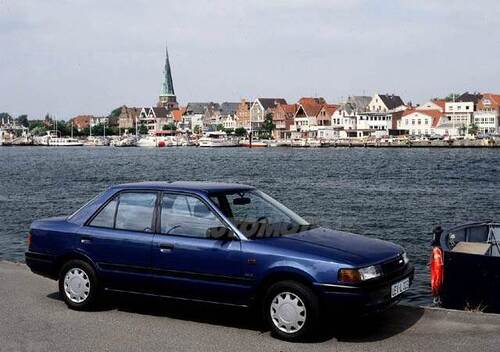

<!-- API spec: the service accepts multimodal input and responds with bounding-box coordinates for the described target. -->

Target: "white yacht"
[84,136,110,146]
[40,131,83,146]
[198,131,240,147]
[239,139,267,148]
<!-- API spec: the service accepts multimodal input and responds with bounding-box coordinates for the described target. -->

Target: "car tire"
[59,259,100,311]
[263,280,319,341]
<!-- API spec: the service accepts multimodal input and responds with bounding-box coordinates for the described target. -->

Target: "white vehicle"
[198,131,239,147]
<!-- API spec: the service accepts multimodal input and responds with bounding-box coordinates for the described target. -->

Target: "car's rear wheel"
[263,280,319,341]
[59,259,100,310]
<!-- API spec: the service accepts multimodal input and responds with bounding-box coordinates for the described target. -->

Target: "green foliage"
[468,124,479,135]
[216,124,225,131]
[109,107,122,118]
[16,115,29,127]
[30,125,47,136]
[224,128,234,134]
[139,123,149,135]
[234,127,247,137]
[445,93,460,102]
[193,125,202,135]
[162,122,177,131]
[259,112,275,139]
[0,112,12,122]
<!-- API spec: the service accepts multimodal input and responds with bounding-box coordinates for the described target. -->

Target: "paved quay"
[1,261,499,352]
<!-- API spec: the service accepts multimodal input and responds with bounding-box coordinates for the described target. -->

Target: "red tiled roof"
[431,98,446,111]
[323,104,338,116]
[171,109,183,122]
[480,93,500,108]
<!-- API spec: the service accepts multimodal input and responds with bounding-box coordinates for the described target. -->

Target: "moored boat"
[38,131,83,146]
[239,139,267,148]
[430,222,500,311]
[198,131,240,147]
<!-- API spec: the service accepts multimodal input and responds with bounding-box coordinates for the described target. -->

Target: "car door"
[151,192,251,305]
[78,191,158,291]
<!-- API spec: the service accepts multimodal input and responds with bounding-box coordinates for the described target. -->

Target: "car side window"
[89,198,117,228]
[115,192,157,232]
[161,194,225,238]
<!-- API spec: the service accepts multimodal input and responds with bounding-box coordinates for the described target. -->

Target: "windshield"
[209,190,314,239]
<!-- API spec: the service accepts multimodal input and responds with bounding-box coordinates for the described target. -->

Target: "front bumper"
[313,264,414,314]
[25,251,58,280]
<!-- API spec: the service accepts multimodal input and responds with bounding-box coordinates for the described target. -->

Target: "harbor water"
[1,146,499,306]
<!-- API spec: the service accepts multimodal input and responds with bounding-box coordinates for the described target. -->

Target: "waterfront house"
[272,103,297,140]
[367,94,406,113]
[474,93,500,134]
[235,99,251,130]
[138,107,173,134]
[444,101,475,132]
[182,102,219,132]
[332,96,371,131]
[117,106,141,131]
[250,98,287,136]
[399,109,443,136]
[290,98,325,139]
[70,115,93,131]
[218,102,240,130]
[356,94,406,136]
[418,99,446,112]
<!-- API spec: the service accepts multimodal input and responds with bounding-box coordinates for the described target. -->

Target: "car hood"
[259,227,403,266]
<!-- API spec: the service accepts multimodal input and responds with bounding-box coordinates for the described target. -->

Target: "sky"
[1,0,499,120]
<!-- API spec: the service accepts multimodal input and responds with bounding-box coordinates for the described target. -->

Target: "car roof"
[110,181,255,194]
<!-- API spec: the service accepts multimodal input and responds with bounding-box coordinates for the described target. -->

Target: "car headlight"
[338,265,383,283]
[402,252,409,265]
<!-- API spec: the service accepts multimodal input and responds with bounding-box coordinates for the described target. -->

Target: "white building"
[357,112,393,133]
[473,94,500,134]
[399,109,461,136]
[445,101,474,130]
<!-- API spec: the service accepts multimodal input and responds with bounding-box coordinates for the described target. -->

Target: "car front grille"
[381,255,406,277]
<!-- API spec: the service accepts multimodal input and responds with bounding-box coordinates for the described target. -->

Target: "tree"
[234,127,247,137]
[224,128,234,135]
[16,114,29,127]
[0,112,12,123]
[259,112,275,139]
[216,124,225,131]
[109,106,122,118]
[445,93,460,102]
[139,123,149,135]
[468,124,479,136]
[162,122,177,131]
[193,125,202,135]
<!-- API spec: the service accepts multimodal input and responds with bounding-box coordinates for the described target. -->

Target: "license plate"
[391,278,410,298]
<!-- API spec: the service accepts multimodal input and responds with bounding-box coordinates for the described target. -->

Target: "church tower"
[157,43,178,109]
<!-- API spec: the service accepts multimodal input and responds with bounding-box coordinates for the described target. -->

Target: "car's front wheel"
[59,259,100,310]
[263,280,319,341]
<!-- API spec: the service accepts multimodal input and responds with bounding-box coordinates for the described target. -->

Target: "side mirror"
[206,226,237,240]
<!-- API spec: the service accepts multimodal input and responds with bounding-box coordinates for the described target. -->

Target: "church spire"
[161,43,175,96]
[158,42,178,109]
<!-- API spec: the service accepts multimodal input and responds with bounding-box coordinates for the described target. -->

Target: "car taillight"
[27,232,32,248]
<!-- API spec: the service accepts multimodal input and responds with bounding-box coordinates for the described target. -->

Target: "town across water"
[1,146,500,306]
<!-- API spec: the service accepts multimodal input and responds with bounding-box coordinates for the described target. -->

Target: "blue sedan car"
[26,181,413,341]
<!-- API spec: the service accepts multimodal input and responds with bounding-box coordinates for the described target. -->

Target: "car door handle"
[159,243,174,253]
[80,236,92,244]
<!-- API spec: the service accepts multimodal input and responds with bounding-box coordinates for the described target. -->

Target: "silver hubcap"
[64,268,90,303]
[270,291,307,334]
